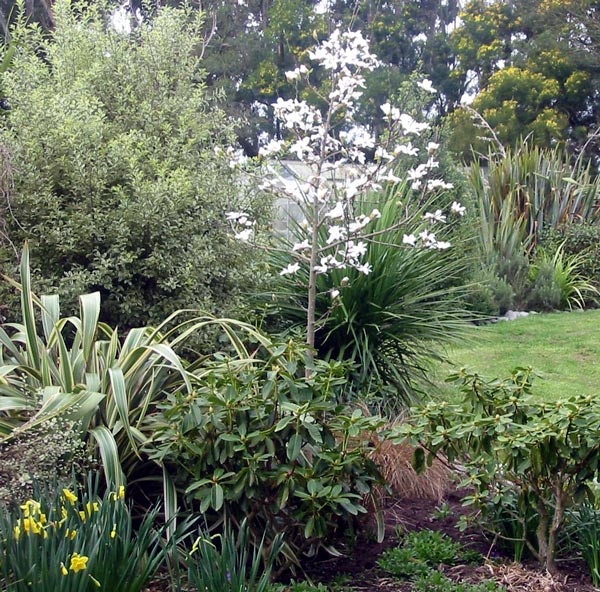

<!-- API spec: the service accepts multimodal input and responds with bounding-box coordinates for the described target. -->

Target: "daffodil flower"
[69,553,89,573]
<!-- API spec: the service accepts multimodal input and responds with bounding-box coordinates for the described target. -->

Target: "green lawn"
[433,309,600,401]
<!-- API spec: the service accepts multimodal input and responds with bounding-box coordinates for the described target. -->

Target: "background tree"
[448,0,600,158]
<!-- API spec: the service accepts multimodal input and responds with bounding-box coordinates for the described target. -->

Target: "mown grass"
[431,309,600,402]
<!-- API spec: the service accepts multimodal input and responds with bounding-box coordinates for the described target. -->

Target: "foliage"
[471,144,599,252]
[0,0,269,336]
[269,583,330,592]
[0,416,90,506]
[540,224,600,291]
[565,503,600,586]
[148,339,385,562]
[468,143,600,310]
[0,244,270,515]
[413,570,506,592]
[528,243,598,310]
[0,481,170,592]
[401,367,600,572]
[378,529,480,579]
[263,182,470,406]
[186,519,282,592]
[462,267,515,317]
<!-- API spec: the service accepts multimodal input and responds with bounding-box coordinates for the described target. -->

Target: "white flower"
[417,79,436,93]
[327,225,347,244]
[289,137,313,159]
[292,240,310,251]
[330,288,340,299]
[399,114,430,135]
[435,241,452,250]
[370,208,382,219]
[380,102,401,120]
[348,214,371,233]
[356,262,373,275]
[345,175,369,199]
[346,241,367,260]
[424,209,447,223]
[259,139,285,157]
[234,228,253,241]
[394,143,419,156]
[407,164,428,181]
[309,29,379,72]
[280,262,301,276]
[285,64,308,81]
[326,202,345,220]
[427,141,440,154]
[451,201,466,216]
[403,234,417,246]
[427,179,454,191]
[379,170,403,184]
[419,229,437,247]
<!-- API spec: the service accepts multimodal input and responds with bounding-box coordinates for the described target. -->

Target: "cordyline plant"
[225,29,465,366]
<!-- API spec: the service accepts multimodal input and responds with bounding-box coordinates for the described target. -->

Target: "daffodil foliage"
[0,483,169,592]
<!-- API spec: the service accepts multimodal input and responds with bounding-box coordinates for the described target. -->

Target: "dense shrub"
[0,418,90,505]
[148,339,385,562]
[0,1,269,336]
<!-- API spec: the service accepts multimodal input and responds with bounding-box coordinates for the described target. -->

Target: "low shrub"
[0,1,270,338]
[0,417,90,505]
[148,340,385,563]
[564,503,600,586]
[527,243,597,310]
[377,530,480,579]
[186,519,282,592]
[401,368,600,573]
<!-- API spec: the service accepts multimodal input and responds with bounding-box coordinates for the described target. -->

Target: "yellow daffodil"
[20,500,41,519]
[13,524,20,539]
[110,524,117,539]
[62,489,78,505]
[110,485,126,502]
[60,562,68,576]
[69,553,88,573]
[85,501,100,516]
[23,517,42,535]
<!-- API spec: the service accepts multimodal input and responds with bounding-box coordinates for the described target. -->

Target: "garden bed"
[142,491,598,592]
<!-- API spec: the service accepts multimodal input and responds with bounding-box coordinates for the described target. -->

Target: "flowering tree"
[226,29,465,360]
